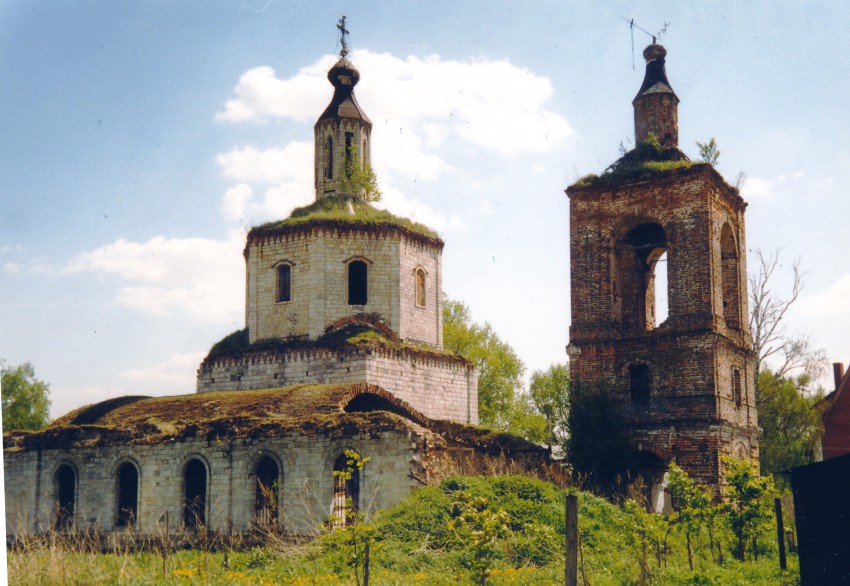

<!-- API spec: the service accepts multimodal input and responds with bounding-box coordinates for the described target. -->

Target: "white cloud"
[120,351,206,392]
[797,274,850,316]
[376,186,465,233]
[215,64,328,123]
[216,142,312,184]
[217,50,572,160]
[741,172,807,200]
[63,232,245,323]
[742,176,781,199]
[4,261,20,274]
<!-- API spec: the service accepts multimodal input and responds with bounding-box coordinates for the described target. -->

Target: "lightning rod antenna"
[622,18,670,69]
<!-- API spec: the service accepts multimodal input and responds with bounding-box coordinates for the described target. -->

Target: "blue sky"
[2,2,849,417]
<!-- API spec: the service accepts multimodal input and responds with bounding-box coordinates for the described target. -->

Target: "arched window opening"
[54,464,76,530]
[653,251,669,326]
[276,264,291,303]
[116,462,139,527]
[732,368,742,408]
[325,137,334,179]
[255,456,280,526]
[630,364,651,404]
[617,223,668,331]
[183,459,207,529]
[345,132,355,176]
[362,138,369,165]
[626,451,669,513]
[348,260,368,305]
[721,223,741,330]
[415,268,426,307]
[332,453,360,527]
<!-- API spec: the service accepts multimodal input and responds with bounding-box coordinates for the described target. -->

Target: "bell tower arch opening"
[617,222,668,331]
[720,223,741,330]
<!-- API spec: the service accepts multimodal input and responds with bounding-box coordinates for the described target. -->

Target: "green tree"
[696,137,720,166]
[667,461,713,570]
[448,492,510,586]
[622,497,668,584]
[443,298,525,430]
[528,363,570,451]
[326,450,375,586]
[340,143,382,202]
[722,456,774,562]
[1,361,51,432]
[504,393,548,445]
[756,369,823,480]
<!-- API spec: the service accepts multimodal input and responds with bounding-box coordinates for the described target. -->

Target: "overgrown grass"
[250,195,440,241]
[8,475,799,585]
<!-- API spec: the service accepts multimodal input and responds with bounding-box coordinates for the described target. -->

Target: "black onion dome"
[317,57,372,125]
[633,44,679,103]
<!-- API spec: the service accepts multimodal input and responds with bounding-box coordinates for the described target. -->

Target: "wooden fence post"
[565,493,578,586]
[774,497,787,571]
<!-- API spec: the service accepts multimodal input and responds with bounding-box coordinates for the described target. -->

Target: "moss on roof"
[4,384,426,451]
[570,136,704,190]
[3,382,545,459]
[248,196,441,245]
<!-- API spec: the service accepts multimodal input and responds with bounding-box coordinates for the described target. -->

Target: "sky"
[1,1,849,419]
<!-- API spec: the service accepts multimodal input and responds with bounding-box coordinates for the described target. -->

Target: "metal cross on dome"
[337,16,350,58]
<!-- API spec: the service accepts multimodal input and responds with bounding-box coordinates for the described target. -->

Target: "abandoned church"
[3,30,758,539]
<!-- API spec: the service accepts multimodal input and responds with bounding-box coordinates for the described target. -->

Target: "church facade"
[3,28,545,541]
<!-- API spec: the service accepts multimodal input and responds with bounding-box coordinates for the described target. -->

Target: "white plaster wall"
[4,432,423,538]
[246,229,442,347]
[197,350,478,425]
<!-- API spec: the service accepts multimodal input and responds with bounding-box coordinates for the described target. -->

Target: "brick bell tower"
[566,43,759,500]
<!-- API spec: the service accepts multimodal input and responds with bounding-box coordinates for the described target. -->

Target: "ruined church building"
[3,28,757,539]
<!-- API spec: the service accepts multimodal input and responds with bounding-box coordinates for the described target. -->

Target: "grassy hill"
[8,475,798,585]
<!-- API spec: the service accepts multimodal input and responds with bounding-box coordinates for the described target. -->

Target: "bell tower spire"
[314,16,372,200]
[633,43,679,147]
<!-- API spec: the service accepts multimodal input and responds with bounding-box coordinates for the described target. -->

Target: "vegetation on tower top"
[572,133,701,189]
[249,195,441,243]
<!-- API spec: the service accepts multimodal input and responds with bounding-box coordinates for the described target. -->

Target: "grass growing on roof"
[251,195,440,241]
[572,133,705,189]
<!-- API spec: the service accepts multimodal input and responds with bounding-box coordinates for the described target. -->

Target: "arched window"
[732,367,742,408]
[183,459,207,529]
[326,137,334,179]
[116,462,139,527]
[345,132,355,176]
[54,464,76,530]
[720,223,741,329]
[617,222,668,331]
[415,268,426,307]
[276,264,291,303]
[255,456,280,526]
[348,260,368,305]
[332,453,360,527]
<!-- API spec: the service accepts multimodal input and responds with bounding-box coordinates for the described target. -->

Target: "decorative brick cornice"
[245,219,444,257]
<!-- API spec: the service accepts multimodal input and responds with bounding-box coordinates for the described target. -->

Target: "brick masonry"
[567,164,760,490]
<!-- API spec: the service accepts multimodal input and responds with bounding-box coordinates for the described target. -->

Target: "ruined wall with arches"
[4,431,428,538]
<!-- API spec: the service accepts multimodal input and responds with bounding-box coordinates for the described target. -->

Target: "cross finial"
[337,15,350,58]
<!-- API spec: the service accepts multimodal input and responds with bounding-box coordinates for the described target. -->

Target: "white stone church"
[3,30,547,541]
